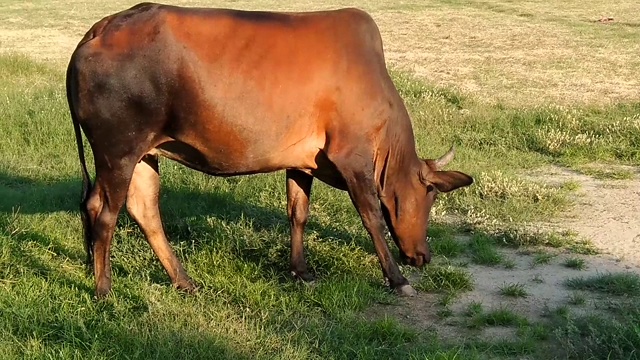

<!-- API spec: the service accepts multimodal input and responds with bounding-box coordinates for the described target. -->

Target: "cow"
[65,2,473,299]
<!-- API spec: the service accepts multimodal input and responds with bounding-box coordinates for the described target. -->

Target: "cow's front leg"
[334,160,416,296]
[286,170,315,282]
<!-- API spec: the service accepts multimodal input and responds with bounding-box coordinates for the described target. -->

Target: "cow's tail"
[66,16,118,266]
[66,55,94,267]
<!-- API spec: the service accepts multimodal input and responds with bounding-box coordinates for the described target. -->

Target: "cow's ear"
[428,171,474,193]
[420,163,473,193]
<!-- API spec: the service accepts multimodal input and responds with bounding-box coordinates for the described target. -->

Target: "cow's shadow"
[0,169,373,286]
[0,171,79,214]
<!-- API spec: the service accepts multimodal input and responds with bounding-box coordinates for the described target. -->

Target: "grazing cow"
[66,2,473,298]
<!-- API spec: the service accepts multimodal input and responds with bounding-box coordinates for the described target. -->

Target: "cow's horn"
[434,146,455,169]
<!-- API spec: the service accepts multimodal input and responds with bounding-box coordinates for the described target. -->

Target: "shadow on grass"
[0,169,375,284]
[0,214,92,294]
[0,169,361,242]
[1,283,425,359]
[0,171,79,214]
[0,293,253,359]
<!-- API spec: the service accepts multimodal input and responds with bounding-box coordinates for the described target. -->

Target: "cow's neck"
[375,121,422,199]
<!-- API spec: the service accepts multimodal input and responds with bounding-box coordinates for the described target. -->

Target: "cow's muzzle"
[400,251,431,269]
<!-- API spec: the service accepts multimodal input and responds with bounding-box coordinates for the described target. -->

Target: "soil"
[366,165,640,342]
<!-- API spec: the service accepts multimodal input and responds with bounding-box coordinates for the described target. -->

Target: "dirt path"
[530,165,640,266]
[369,249,633,338]
[367,165,640,343]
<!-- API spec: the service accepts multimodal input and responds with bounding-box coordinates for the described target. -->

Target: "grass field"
[1,1,640,359]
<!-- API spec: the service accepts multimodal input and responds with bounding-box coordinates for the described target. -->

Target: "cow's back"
[69,3,403,175]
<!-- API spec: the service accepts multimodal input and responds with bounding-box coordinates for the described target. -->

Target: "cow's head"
[380,147,473,268]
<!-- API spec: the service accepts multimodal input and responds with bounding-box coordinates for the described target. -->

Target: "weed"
[430,236,466,258]
[484,227,596,252]
[518,323,551,341]
[564,257,587,270]
[468,234,503,266]
[437,307,454,319]
[565,273,640,296]
[468,307,528,328]
[464,302,484,317]
[568,240,599,255]
[415,265,474,293]
[439,292,458,307]
[502,258,516,269]
[553,301,640,359]
[553,306,571,319]
[532,251,555,266]
[531,274,545,284]
[577,166,635,180]
[499,283,528,298]
[560,181,581,191]
[567,292,586,306]
[467,338,536,357]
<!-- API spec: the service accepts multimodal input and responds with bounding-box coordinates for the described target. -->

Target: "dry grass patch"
[1,0,639,105]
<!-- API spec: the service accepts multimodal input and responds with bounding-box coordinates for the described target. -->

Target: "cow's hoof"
[174,278,198,294]
[291,270,316,284]
[396,284,418,297]
[94,284,111,300]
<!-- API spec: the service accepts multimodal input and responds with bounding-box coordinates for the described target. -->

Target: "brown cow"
[66,3,473,298]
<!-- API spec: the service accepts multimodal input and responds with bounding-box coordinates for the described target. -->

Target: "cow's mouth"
[399,251,431,268]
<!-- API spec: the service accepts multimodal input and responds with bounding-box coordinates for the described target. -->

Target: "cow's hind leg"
[88,161,136,298]
[126,154,196,292]
[286,169,314,282]
[82,182,101,267]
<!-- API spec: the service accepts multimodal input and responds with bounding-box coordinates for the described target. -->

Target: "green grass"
[565,273,640,296]
[415,265,474,293]
[531,251,555,266]
[428,230,466,258]
[548,301,640,359]
[567,292,587,306]
[467,234,503,266]
[564,257,587,270]
[576,166,636,180]
[499,282,529,298]
[481,228,597,253]
[0,54,486,359]
[468,307,529,328]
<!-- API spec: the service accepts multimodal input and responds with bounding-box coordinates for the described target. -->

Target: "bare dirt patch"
[367,165,640,343]
[528,165,640,266]
[367,246,638,343]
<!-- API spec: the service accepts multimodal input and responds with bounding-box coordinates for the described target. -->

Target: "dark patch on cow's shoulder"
[120,2,160,19]
[111,2,163,28]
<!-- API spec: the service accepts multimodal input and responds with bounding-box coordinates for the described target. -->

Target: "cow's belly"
[154,136,323,176]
